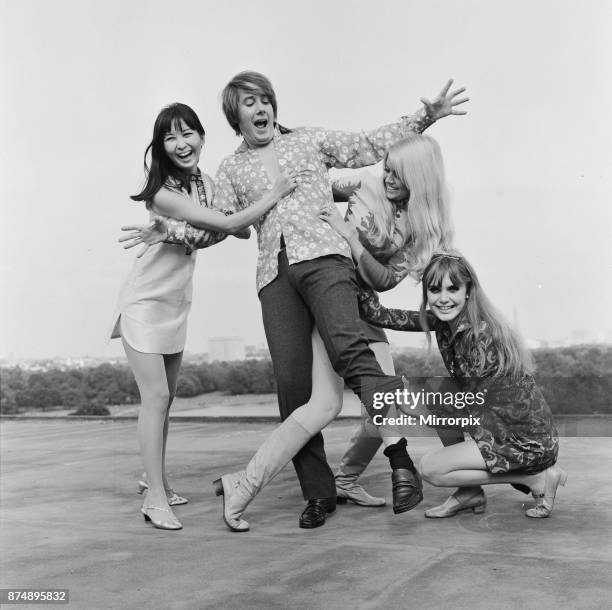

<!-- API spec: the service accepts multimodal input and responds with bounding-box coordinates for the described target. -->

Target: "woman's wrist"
[344,226,360,244]
[346,230,365,260]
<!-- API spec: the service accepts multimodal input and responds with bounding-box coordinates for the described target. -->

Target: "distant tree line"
[0,359,275,415]
[391,344,612,415]
[1,345,610,415]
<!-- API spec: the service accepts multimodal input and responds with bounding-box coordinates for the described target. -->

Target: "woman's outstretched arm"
[120,170,299,256]
[151,169,298,234]
[358,289,434,332]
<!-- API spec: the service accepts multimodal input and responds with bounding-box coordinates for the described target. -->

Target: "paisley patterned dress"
[359,291,559,475]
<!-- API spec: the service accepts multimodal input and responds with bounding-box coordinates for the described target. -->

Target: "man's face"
[237,88,275,148]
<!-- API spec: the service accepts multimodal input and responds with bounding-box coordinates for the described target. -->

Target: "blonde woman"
[210,131,457,531]
[319,132,454,506]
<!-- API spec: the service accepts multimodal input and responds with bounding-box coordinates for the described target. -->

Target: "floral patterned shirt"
[164,109,434,293]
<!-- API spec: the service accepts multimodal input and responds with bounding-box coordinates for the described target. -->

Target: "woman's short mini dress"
[108,174,213,354]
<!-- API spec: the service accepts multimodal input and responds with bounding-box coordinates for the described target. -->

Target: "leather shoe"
[299,498,336,529]
[391,468,423,514]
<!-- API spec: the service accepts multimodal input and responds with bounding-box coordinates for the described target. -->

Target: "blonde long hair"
[419,252,534,378]
[369,133,453,279]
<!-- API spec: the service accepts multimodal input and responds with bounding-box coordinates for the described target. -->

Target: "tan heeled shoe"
[137,473,188,506]
[335,428,385,507]
[212,415,313,533]
[424,487,486,518]
[141,505,183,530]
[213,474,250,532]
[525,466,568,518]
[335,475,386,507]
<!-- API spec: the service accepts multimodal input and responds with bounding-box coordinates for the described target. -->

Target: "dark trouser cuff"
[383,438,415,472]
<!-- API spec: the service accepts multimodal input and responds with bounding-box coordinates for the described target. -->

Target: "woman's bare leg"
[215,330,422,529]
[420,440,558,491]
[292,333,401,443]
[290,327,344,433]
[214,328,344,531]
[160,351,183,490]
[122,339,175,520]
[300,334,418,513]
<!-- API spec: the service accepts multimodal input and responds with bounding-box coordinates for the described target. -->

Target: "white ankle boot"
[213,415,312,532]
[335,474,386,506]
[335,421,384,506]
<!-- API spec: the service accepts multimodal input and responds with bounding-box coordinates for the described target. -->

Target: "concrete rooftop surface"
[1,419,611,610]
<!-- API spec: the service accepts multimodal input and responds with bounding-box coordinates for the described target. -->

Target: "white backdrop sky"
[1,0,611,359]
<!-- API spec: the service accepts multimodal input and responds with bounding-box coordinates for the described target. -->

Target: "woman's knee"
[309,375,343,421]
[419,454,445,486]
[308,393,343,424]
[140,386,171,411]
[293,398,340,433]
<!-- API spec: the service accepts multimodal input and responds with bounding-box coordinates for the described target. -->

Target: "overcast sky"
[1,0,611,360]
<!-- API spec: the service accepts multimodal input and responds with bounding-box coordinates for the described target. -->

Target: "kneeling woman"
[359,252,565,518]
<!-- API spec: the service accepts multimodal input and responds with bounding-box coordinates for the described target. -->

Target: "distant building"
[245,344,271,360]
[183,352,210,364]
[209,337,246,362]
[570,329,588,343]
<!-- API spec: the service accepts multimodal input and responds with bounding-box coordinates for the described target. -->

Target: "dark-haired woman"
[109,103,297,530]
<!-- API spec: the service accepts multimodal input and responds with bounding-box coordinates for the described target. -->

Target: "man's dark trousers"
[259,248,405,500]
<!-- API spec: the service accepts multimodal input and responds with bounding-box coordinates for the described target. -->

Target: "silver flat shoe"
[525,466,568,518]
[424,487,486,518]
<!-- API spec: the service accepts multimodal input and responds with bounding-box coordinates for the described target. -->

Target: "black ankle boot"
[383,438,423,514]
